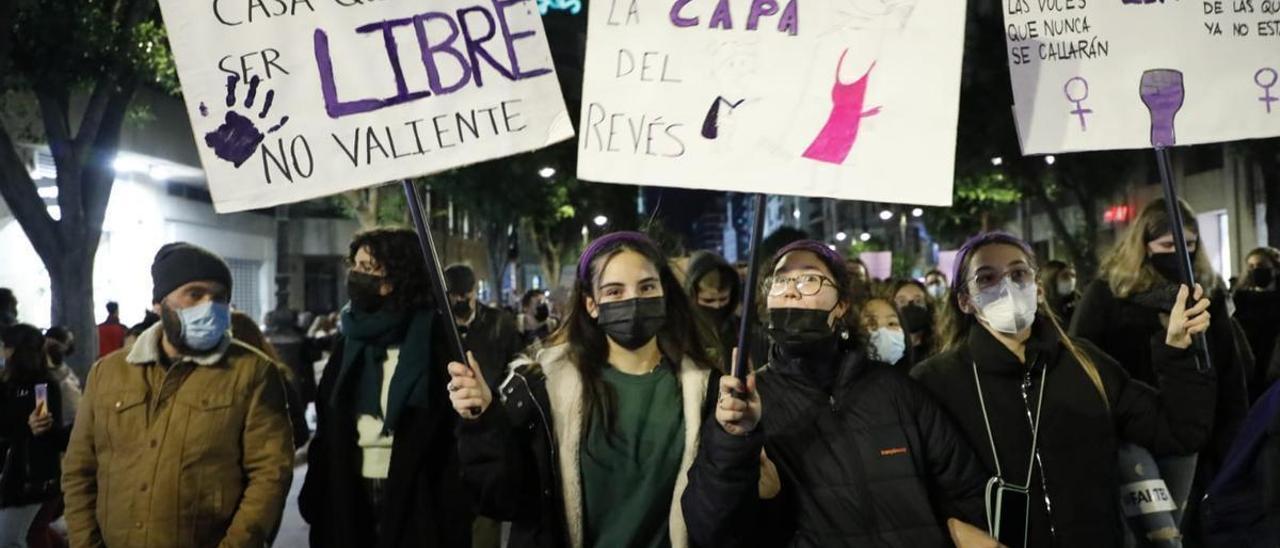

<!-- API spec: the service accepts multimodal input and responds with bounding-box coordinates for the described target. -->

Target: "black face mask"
[900,304,932,335]
[597,297,667,350]
[700,304,733,326]
[347,271,387,313]
[1148,252,1185,283]
[451,298,473,320]
[534,303,550,322]
[767,307,838,358]
[1252,267,1275,288]
[47,344,66,366]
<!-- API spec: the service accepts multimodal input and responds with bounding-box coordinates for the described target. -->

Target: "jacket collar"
[966,316,1062,376]
[126,322,230,367]
[768,343,868,391]
[531,343,706,548]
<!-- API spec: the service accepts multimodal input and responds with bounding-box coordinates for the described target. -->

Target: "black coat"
[0,376,68,507]
[683,348,989,547]
[462,305,524,393]
[912,319,1217,548]
[299,316,471,548]
[1072,280,1248,476]
[1232,289,1280,400]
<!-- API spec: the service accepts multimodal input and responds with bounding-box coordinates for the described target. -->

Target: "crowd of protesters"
[0,194,1275,547]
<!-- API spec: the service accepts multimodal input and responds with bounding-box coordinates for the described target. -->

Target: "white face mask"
[869,327,907,364]
[926,282,947,299]
[1056,279,1076,296]
[972,278,1039,335]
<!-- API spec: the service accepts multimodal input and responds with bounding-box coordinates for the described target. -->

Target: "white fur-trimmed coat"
[506,343,713,548]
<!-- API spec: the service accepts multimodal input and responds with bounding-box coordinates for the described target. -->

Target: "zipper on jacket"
[1020,361,1057,541]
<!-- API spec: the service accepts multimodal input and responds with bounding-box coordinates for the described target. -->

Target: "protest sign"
[157,0,574,213]
[576,0,968,207]
[1005,0,1280,154]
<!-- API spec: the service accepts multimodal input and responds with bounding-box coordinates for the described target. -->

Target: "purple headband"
[951,231,1035,294]
[577,231,658,282]
[773,239,845,270]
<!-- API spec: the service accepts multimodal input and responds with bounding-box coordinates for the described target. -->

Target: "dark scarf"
[1129,282,1182,312]
[333,306,434,433]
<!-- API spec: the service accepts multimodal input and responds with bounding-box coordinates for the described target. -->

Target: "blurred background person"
[1233,246,1280,402]
[95,302,126,359]
[860,297,911,368]
[1040,260,1080,325]
[684,250,743,371]
[893,279,939,362]
[517,289,557,349]
[924,269,949,302]
[0,324,68,548]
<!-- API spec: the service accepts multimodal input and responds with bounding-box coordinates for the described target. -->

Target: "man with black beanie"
[62,242,294,548]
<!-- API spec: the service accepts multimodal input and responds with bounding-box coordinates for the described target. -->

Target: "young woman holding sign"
[911,231,1216,547]
[448,231,728,548]
[681,240,994,548]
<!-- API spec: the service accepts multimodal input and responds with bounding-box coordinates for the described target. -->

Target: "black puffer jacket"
[912,319,1217,547]
[683,348,988,547]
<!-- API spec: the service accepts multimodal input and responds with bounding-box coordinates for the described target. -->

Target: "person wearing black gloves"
[914,231,1217,548]
[1072,199,1248,545]
[1232,246,1280,401]
[447,231,723,548]
[682,239,993,548]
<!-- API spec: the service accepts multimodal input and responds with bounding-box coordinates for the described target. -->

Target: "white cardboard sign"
[576,0,968,206]
[157,0,574,213]
[1004,0,1280,154]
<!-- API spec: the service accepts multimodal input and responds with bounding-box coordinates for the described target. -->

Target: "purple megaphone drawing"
[1139,69,1184,148]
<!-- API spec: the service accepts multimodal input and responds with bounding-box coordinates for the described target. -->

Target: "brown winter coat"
[62,323,294,548]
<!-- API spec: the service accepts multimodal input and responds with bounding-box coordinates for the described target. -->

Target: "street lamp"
[911,208,923,218]
[859,232,872,242]
[539,166,556,178]
[792,208,801,220]
[1044,155,1056,165]
[991,157,1004,166]
[878,209,893,221]
[835,231,848,242]
[827,244,837,251]
[593,215,609,227]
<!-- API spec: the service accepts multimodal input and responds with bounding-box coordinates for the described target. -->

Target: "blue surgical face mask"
[178,301,231,351]
[869,327,907,365]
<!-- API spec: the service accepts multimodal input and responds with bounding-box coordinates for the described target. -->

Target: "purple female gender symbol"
[1257,68,1278,114]
[1064,76,1092,131]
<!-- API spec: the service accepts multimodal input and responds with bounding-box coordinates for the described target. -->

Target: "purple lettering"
[458,6,514,88]
[493,0,553,79]
[778,0,798,35]
[413,12,472,95]
[747,0,779,30]
[670,0,698,27]
[710,0,733,29]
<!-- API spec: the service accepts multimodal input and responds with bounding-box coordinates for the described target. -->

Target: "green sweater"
[580,364,685,548]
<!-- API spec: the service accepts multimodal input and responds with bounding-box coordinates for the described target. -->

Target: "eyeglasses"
[969,266,1037,292]
[764,274,837,297]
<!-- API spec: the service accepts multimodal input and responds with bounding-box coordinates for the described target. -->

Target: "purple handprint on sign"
[202,75,289,168]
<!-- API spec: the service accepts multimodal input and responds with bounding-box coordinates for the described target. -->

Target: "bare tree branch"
[0,121,59,264]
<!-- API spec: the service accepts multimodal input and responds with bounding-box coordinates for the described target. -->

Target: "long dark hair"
[2,324,51,384]
[348,228,434,312]
[548,231,717,435]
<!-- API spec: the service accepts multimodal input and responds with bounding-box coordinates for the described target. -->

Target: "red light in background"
[1104,205,1132,224]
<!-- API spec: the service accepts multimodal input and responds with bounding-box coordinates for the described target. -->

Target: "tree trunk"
[49,249,98,378]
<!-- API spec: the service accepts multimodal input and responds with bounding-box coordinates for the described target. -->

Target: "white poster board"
[157,0,574,213]
[577,0,967,206]
[1004,0,1280,154]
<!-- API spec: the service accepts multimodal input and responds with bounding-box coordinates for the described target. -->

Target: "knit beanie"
[151,242,233,303]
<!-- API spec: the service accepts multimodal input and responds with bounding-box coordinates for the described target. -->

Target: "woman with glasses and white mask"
[911,232,1218,548]
[683,240,995,547]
